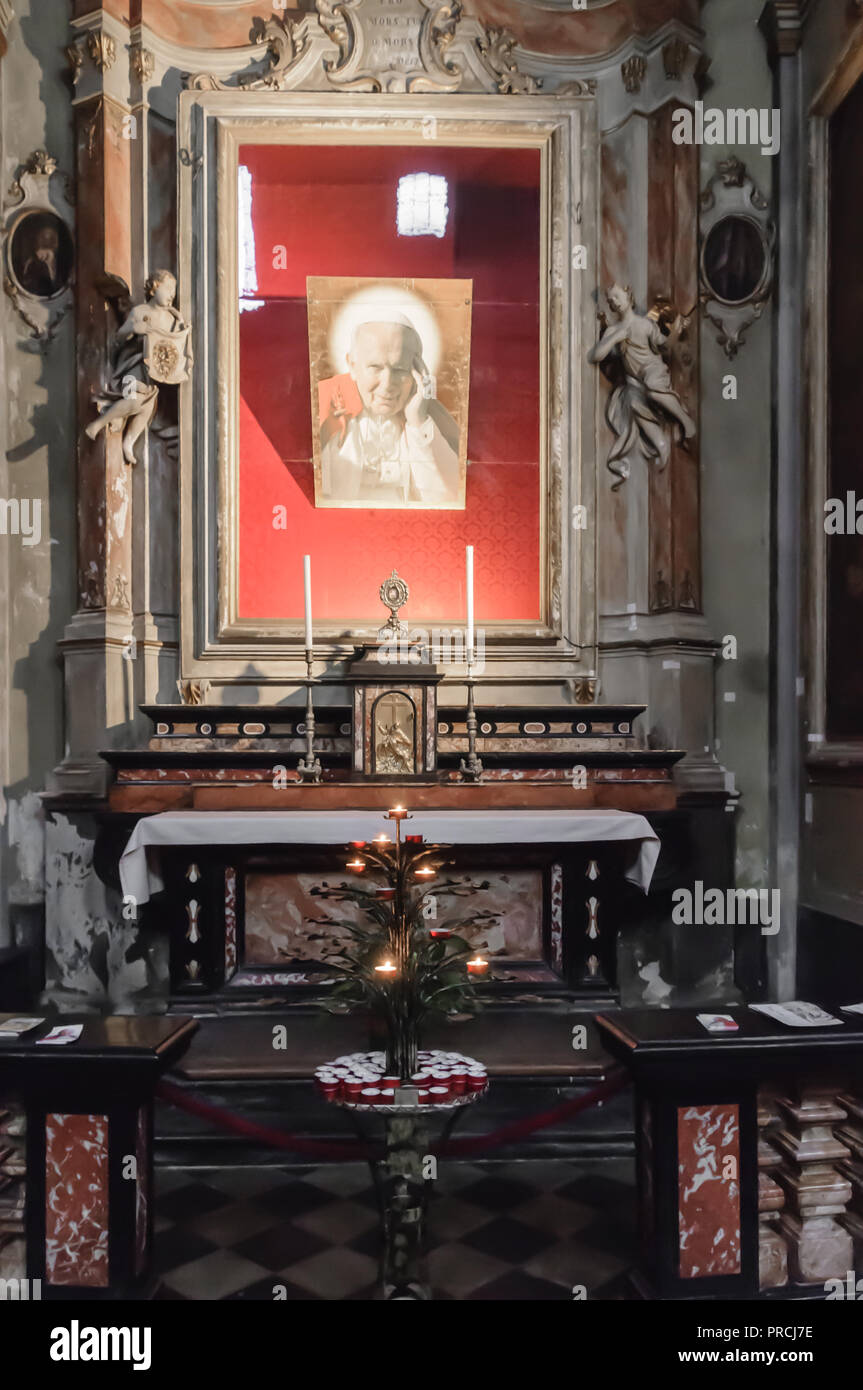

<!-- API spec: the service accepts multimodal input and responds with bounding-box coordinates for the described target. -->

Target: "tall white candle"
[303,555,313,650]
[466,545,474,664]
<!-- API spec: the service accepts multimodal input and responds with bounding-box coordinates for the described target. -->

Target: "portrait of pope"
[308,278,471,510]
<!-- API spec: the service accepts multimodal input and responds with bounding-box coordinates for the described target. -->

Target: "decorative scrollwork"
[177,679,210,707]
[662,37,689,80]
[241,15,305,89]
[130,46,155,85]
[189,15,306,92]
[187,0,539,97]
[86,29,116,74]
[621,54,646,93]
[476,27,540,95]
[8,149,57,205]
[65,41,85,85]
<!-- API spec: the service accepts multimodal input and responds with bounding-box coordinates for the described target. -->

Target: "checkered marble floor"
[153,1158,636,1300]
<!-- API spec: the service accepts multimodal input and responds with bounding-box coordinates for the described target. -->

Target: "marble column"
[47,8,136,800]
[758,0,806,998]
[596,58,726,797]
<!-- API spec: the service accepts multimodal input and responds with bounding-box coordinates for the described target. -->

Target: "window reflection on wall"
[397,172,449,238]
[238,164,263,312]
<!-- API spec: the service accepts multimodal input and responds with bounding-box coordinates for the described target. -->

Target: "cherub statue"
[85,268,192,465]
[587,284,695,488]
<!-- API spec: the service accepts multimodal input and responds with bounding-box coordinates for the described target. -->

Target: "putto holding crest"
[85,268,192,465]
[588,283,695,488]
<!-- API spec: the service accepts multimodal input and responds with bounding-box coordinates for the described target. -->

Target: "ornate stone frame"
[177,88,598,691]
[698,156,774,361]
[2,149,74,347]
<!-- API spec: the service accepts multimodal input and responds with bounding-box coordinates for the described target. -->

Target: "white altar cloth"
[119,809,661,905]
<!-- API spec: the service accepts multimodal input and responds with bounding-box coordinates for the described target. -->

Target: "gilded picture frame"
[177,90,599,692]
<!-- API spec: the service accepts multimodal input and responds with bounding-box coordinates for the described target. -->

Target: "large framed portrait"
[178,91,598,687]
[308,275,472,510]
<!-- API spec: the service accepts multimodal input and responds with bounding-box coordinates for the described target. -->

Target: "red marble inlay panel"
[677,1104,741,1279]
[45,1113,109,1287]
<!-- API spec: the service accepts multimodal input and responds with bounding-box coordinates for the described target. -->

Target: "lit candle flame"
[374,960,397,976]
[467,956,489,975]
[346,859,366,871]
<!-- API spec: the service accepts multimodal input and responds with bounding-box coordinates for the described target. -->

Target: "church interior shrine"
[2,0,863,1340]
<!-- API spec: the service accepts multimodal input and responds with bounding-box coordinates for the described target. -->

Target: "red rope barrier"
[157,1069,630,1162]
[157,1080,380,1160]
[437,1069,630,1156]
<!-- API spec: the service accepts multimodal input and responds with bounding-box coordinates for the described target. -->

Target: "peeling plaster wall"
[44,811,155,1010]
[1,0,76,949]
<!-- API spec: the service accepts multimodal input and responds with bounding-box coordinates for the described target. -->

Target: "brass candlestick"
[297,648,322,782]
[460,663,484,783]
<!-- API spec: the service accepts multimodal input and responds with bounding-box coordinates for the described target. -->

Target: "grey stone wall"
[699,0,774,893]
[1,0,76,950]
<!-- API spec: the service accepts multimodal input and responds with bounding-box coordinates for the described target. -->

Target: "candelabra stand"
[459,661,484,782]
[297,647,323,782]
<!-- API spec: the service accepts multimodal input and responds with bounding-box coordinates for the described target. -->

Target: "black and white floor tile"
[153,1158,636,1300]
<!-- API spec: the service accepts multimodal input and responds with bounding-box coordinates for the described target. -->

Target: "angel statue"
[85,268,192,465]
[587,283,695,489]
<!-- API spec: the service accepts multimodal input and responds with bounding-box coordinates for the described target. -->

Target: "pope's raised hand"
[404,357,430,428]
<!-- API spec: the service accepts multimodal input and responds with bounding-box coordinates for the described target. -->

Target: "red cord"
[156,1069,629,1161]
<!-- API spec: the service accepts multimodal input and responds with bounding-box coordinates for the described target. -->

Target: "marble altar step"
[170,1007,613,1081]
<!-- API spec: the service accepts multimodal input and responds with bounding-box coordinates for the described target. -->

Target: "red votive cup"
[383,1076,401,1088]
[429,929,451,940]
[428,1086,449,1104]
[466,1074,487,1092]
[418,1089,431,1106]
[405,835,423,843]
[344,1079,364,1099]
[350,841,366,848]
[450,1068,468,1094]
[411,1071,431,1087]
[376,889,396,901]
[380,1088,396,1103]
[319,1080,339,1100]
[360,1087,381,1104]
